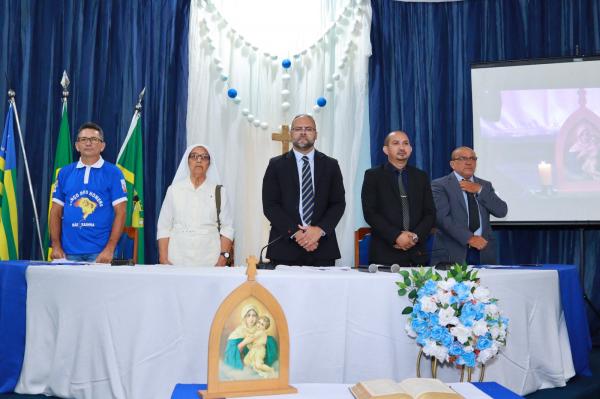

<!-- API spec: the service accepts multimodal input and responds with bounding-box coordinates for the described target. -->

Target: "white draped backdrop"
[187,0,372,265]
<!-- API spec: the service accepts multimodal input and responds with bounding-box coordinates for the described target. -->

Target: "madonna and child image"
[220,300,279,380]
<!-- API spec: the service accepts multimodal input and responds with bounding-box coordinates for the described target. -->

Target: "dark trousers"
[466,247,481,265]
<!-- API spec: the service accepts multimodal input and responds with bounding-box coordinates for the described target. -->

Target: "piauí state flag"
[117,110,145,263]
[45,101,73,260]
[0,104,19,260]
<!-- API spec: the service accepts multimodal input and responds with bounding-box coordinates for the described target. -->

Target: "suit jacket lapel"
[286,150,300,203]
[449,173,468,214]
[313,150,323,192]
[384,164,403,202]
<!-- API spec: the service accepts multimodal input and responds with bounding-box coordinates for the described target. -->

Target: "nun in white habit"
[157,144,234,266]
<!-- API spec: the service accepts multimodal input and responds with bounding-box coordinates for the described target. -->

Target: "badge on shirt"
[121,179,127,193]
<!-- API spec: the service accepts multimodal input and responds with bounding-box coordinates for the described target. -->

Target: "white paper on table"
[448,383,494,399]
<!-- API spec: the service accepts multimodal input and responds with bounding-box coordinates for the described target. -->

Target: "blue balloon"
[316,97,327,107]
[282,59,292,69]
[227,88,238,99]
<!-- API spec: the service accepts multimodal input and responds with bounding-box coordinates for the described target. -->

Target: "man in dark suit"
[431,146,508,265]
[361,131,436,266]
[262,114,345,266]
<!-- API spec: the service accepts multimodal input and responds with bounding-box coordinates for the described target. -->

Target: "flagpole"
[8,89,45,260]
[117,87,145,160]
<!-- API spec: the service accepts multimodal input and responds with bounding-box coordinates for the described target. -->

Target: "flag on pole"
[44,100,72,260]
[0,104,19,260]
[117,104,145,263]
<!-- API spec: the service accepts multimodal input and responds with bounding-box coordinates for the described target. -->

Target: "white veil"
[172,143,222,185]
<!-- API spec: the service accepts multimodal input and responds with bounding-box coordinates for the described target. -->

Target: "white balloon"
[241,108,250,116]
[338,63,345,70]
[260,122,268,129]
[220,74,228,81]
[215,64,223,72]
[282,74,291,81]
[252,46,258,51]
[233,97,241,104]
[312,104,321,113]
[325,83,334,91]
[271,55,278,60]
[281,89,290,97]
[247,114,255,122]
[281,102,291,111]
[214,56,221,64]
[332,73,341,81]
[253,119,261,127]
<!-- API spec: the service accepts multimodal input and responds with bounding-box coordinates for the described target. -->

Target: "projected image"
[472,63,600,223]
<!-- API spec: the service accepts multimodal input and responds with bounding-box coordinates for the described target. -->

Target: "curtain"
[369,0,600,333]
[187,0,372,266]
[0,0,189,263]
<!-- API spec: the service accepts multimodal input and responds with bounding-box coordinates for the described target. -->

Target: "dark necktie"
[463,179,480,232]
[397,170,410,230]
[301,156,314,225]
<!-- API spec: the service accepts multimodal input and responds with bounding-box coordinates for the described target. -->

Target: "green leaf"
[408,289,418,300]
[398,288,407,296]
[402,306,413,315]
[403,275,411,286]
[399,270,410,279]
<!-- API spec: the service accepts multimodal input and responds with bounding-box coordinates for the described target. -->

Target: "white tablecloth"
[16,266,574,399]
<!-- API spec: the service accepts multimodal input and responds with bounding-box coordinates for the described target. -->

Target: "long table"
[0,264,590,398]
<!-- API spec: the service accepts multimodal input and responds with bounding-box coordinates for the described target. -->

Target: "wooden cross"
[246,255,258,281]
[272,124,291,154]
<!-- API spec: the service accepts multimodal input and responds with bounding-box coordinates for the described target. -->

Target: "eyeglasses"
[453,156,478,162]
[189,153,210,161]
[77,137,103,144]
[291,127,316,133]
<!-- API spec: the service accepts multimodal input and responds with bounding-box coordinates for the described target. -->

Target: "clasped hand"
[394,231,416,251]
[294,225,323,252]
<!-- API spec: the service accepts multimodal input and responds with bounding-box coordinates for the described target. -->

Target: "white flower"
[438,307,459,327]
[485,303,499,318]
[477,346,498,364]
[490,325,500,339]
[419,295,438,313]
[473,287,491,302]
[450,325,472,344]
[463,344,474,353]
[437,278,456,291]
[436,290,453,306]
[464,281,477,290]
[472,319,488,336]
[423,340,449,363]
[405,321,417,338]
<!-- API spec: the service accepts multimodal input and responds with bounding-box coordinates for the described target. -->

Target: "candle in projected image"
[538,161,553,186]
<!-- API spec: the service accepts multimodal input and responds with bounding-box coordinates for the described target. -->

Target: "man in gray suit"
[431,146,507,265]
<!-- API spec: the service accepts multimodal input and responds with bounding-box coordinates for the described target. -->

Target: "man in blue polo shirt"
[50,122,127,263]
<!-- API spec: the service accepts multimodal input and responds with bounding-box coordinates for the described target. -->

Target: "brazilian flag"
[117,109,145,263]
[0,104,19,260]
[45,101,72,260]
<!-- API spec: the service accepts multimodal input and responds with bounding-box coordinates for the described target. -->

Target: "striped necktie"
[301,156,314,225]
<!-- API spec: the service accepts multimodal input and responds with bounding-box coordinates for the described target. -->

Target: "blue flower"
[441,331,454,347]
[477,335,492,350]
[412,318,429,335]
[460,302,483,327]
[427,314,440,328]
[448,341,464,356]
[453,282,471,303]
[430,326,445,342]
[460,352,476,368]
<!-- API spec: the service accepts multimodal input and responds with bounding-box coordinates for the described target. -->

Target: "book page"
[398,378,461,399]
[361,379,407,396]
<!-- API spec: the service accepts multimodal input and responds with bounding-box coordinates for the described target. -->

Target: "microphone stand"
[257,234,286,270]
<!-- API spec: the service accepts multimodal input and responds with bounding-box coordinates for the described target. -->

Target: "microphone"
[358,263,380,273]
[257,234,286,270]
[390,264,400,273]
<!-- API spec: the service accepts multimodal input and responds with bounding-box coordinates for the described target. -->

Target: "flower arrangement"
[397,264,508,368]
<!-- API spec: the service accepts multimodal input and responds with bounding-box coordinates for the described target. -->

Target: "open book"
[350,378,463,399]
